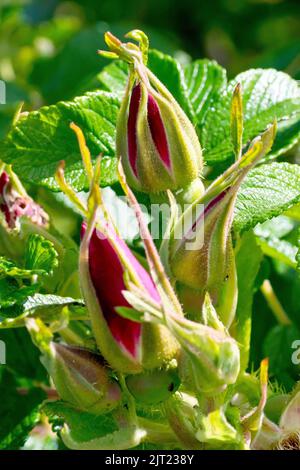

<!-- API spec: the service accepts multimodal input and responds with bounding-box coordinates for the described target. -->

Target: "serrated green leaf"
[0,293,86,327]
[254,216,295,239]
[234,163,300,232]
[201,69,300,164]
[0,277,38,311]
[23,293,84,312]
[97,60,128,99]
[43,401,118,443]
[0,371,45,450]
[147,49,194,120]
[0,257,35,279]
[184,59,227,127]
[256,237,297,269]
[0,91,120,191]
[25,234,58,274]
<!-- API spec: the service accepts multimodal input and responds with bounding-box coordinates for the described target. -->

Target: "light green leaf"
[184,59,227,127]
[43,401,146,450]
[23,293,84,312]
[25,234,58,274]
[256,237,297,269]
[0,91,120,191]
[196,408,241,449]
[254,216,295,239]
[201,69,300,164]
[234,163,300,232]
[0,257,35,279]
[0,294,86,327]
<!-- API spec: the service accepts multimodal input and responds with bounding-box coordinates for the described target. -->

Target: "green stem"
[260,280,291,325]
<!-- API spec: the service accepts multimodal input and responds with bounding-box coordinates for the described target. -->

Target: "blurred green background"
[0,0,299,115]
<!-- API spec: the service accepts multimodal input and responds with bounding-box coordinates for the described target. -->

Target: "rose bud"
[54,122,180,375]
[126,367,180,404]
[41,342,122,414]
[167,123,276,327]
[0,168,48,230]
[80,222,179,374]
[99,31,203,194]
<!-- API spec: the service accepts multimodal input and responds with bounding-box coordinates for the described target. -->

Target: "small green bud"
[42,343,122,414]
[168,311,240,394]
[101,31,203,193]
[168,123,277,326]
[126,367,180,404]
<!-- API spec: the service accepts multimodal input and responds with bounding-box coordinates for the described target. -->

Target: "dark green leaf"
[148,49,194,119]
[0,91,120,191]
[0,371,45,450]
[43,401,118,443]
[234,163,300,232]
[263,324,300,391]
[0,329,47,381]
[184,59,227,127]
[201,69,300,164]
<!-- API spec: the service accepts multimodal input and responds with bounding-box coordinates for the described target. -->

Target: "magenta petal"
[0,171,11,225]
[0,171,9,194]
[147,94,171,169]
[82,222,160,358]
[127,84,141,178]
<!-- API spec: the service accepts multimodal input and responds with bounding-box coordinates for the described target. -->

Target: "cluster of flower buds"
[56,123,179,377]
[28,31,280,444]
[0,166,48,230]
[99,31,203,195]
[166,117,276,327]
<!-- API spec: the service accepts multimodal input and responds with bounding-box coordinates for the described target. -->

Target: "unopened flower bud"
[167,310,240,394]
[42,343,122,414]
[80,222,179,374]
[168,123,276,326]
[100,31,203,193]
[126,367,180,404]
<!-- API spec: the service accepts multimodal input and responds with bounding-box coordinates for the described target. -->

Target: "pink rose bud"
[99,31,203,194]
[80,222,179,374]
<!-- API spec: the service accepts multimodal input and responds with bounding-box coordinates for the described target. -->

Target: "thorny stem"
[260,279,291,325]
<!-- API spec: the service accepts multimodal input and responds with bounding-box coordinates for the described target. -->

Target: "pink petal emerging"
[127,83,171,178]
[83,222,160,359]
[147,93,171,169]
[127,84,141,177]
